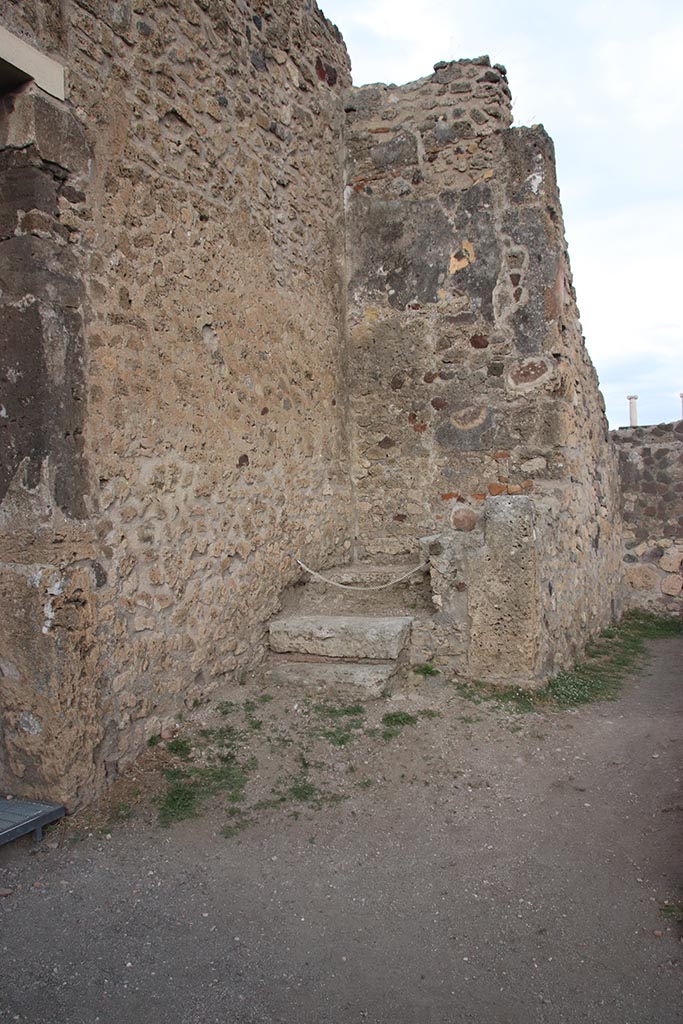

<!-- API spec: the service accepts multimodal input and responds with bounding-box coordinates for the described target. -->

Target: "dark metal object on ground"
[0,798,65,846]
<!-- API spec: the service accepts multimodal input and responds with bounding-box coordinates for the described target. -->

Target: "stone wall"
[0,0,352,805]
[0,4,645,806]
[0,84,102,800]
[345,59,624,683]
[613,422,683,614]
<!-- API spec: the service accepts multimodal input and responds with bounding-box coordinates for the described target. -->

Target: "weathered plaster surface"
[345,59,624,681]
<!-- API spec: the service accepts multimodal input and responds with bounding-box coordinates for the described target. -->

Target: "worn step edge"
[271,652,399,665]
[269,615,413,660]
[265,660,397,698]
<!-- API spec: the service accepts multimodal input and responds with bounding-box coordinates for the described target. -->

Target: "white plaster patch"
[18,711,42,735]
[527,153,544,194]
[520,457,547,474]
[527,171,543,194]
[42,580,63,634]
[28,568,42,588]
[42,600,55,634]
[201,323,218,349]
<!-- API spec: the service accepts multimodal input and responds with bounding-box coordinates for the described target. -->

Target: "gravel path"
[1,639,681,1023]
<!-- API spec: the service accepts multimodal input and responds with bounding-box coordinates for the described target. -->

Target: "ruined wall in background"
[613,422,683,614]
[345,59,624,682]
[0,0,352,805]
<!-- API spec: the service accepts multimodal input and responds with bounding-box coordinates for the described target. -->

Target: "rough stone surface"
[269,615,413,661]
[613,422,683,614]
[0,4,674,807]
[345,63,624,680]
[266,659,397,697]
[468,496,541,684]
[0,0,353,805]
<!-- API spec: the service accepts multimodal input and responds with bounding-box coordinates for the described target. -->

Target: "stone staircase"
[265,562,432,698]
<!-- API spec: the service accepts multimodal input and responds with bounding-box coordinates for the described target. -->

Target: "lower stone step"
[269,614,412,660]
[266,660,397,698]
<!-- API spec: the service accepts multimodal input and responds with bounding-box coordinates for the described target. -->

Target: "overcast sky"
[321,0,682,428]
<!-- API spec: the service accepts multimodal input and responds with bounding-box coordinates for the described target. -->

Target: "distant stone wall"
[345,59,624,682]
[613,422,683,614]
[0,0,352,805]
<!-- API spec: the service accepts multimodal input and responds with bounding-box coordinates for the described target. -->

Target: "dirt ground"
[1,638,681,1024]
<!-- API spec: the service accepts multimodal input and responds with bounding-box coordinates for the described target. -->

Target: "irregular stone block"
[625,565,659,591]
[468,496,541,685]
[269,615,412,660]
[661,575,682,597]
[659,547,683,574]
[267,660,397,698]
[451,508,477,531]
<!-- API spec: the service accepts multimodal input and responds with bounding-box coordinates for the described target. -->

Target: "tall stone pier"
[345,58,624,682]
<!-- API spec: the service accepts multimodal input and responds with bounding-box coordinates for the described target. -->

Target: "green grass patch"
[241,699,264,732]
[452,611,682,712]
[216,700,238,716]
[381,710,419,740]
[660,901,683,926]
[157,729,253,826]
[201,723,245,751]
[166,737,192,758]
[113,801,134,822]
[158,780,200,826]
[312,701,365,747]
[320,725,356,747]
[289,779,319,802]
[413,662,440,677]
[547,611,681,707]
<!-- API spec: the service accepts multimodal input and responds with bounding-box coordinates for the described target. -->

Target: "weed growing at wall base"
[413,663,440,677]
[453,611,682,712]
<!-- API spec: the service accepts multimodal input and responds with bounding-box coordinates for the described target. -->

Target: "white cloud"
[569,203,683,426]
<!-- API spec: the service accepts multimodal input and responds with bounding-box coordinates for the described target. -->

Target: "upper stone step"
[283,561,432,617]
[303,562,427,589]
[269,614,412,660]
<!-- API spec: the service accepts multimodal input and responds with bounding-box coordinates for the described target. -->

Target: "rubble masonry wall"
[344,59,624,682]
[0,0,353,804]
[1,3,661,805]
[612,422,683,615]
